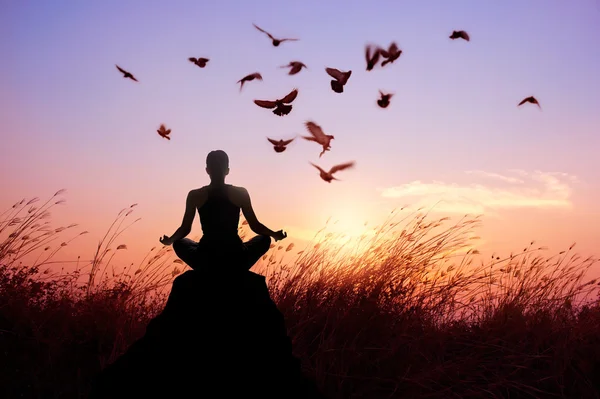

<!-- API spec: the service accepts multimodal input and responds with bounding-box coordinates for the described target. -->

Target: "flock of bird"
[114,24,542,183]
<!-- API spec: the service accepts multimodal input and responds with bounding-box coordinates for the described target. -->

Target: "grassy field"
[1,191,600,398]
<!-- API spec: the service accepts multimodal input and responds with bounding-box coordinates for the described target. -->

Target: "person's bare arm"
[239,188,286,240]
[160,190,200,245]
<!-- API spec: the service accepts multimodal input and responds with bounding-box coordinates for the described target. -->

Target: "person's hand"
[272,230,287,241]
[159,235,173,246]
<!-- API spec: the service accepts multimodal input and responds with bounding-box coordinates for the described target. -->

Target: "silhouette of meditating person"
[159,150,287,271]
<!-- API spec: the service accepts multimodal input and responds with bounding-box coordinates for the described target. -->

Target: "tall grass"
[1,192,599,398]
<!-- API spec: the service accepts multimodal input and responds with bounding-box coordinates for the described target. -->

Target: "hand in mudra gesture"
[159,235,173,246]
[273,230,287,241]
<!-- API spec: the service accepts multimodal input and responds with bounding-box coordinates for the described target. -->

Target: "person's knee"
[172,239,185,255]
[260,235,272,251]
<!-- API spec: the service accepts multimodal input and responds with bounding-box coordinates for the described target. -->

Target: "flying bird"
[253,23,298,47]
[377,90,394,108]
[189,57,209,68]
[238,72,263,91]
[267,137,296,153]
[115,65,138,82]
[302,121,335,157]
[518,96,541,109]
[310,161,355,183]
[365,44,382,71]
[325,67,352,93]
[449,30,470,41]
[379,42,402,67]
[280,61,307,75]
[157,124,171,140]
[254,88,298,116]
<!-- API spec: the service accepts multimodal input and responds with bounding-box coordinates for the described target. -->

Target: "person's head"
[205,150,230,180]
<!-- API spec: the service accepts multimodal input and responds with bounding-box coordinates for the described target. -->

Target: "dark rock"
[89,270,325,399]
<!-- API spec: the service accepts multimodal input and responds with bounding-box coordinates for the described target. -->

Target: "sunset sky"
[1,1,599,270]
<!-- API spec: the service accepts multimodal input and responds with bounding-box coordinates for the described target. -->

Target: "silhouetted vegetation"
[1,192,600,398]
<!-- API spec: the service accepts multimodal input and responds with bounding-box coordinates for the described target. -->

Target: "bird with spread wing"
[254,88,299,116]
[377,90,394,108]
[325,67,352,93]
[302,121,335,158]
[450,30,470,41]
[157,124,171,140]
[116,65,138,82]
[310,161,355,183]
[365,44,382,71]
[280,61,307,75]
[189,57,209,68]
[253,23,299,47]
[518,96,541,109]
[267,137,296,153]
[237,72,263,91]
[379,42,402,67]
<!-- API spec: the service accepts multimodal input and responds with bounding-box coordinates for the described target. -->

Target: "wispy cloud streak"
[380,170,577,215]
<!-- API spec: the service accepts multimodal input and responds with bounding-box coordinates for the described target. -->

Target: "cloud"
[465,170,525,184]
[379,170,576,215]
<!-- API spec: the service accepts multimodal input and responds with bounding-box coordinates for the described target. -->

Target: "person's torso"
[198,184,241,242]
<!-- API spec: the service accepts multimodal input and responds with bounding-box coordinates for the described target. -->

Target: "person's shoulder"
[188,187,208,199]
[189,187,203,194]
[228,184,247,193]
[229,185,249,199]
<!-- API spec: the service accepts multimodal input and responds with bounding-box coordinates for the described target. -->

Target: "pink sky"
[1,1,599,274]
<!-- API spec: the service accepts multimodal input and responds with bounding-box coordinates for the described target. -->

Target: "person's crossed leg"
[172,238,199,268]
[241,234,272,269]
[173,235,271,271]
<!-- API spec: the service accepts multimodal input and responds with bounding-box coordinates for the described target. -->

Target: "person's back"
[159,150,287,272]
[198,183,241,239]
